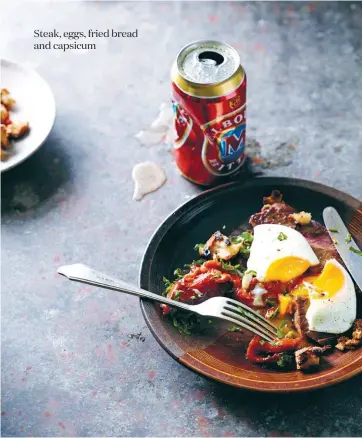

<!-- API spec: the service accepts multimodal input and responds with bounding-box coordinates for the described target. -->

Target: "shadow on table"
[1,130,74,218]
[210,374,362,434]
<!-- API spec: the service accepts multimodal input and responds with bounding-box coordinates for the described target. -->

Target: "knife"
[323,206,362,291]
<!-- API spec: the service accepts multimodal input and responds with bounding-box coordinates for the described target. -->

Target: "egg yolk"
[292,262,345,299]
[265,256,311,282]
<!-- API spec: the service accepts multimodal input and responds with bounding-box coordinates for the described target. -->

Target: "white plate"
[1,59,56,172]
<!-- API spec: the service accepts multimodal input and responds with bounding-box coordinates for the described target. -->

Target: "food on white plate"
[1,88,30,161]
[161,190,361,372]
[1,88,15,108]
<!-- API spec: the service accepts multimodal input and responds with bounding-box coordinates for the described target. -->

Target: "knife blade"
[323,206,362,291]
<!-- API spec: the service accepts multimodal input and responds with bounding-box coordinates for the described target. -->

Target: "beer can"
[171,40,247,186]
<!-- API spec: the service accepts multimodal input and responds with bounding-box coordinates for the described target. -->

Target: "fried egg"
[247,224,320,282]
[294,259,356,334]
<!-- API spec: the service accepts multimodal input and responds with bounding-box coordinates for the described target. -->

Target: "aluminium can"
[171,40,247,186]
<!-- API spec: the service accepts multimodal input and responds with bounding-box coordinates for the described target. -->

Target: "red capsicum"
[246,335,301,364]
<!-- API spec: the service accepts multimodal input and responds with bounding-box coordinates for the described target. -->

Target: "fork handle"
[58,264,192,312]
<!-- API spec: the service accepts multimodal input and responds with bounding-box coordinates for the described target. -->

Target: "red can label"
[172,79,246,186]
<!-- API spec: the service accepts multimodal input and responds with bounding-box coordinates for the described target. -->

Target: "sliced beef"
[249,202,296,228]
[295,346,329,371]
[305,331,337,347]
[298,220,341,272]
[294,296,337,345]
[294,296,310,337]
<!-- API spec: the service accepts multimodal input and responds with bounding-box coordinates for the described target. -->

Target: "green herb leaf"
[278,232,288,241]
[162,276,172,288]
[208,320,213,324]
[246,269,257,276]
[230,232,254,251]
[277,319,289,339]
[220,260,244,277]
[285,331,295,339]
[173,268,184,278]
[266,297,278,308]
[259,339,266,345]
[172,316,195,336]
[349,246,362,257]
[346,233,352,244]
[221,260,240,270]
[162,276,174,296]
[241,232,254,244]
[184,259,204,268]
[269,340,281,347]
[193,243,205,252]
[228,326,242,332]
[328,228,339,233]
[237,307,245,315]
[173,290,183,301]
[277,352,294,368]
[231,235,242,244]
[267,306,279,320]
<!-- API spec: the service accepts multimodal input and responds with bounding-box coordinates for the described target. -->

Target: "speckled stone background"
[2,1,362,437]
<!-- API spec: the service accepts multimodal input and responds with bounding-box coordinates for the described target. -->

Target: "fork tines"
[222,298,278,342]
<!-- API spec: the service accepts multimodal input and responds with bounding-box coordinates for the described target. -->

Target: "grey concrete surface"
[1,1,362,437]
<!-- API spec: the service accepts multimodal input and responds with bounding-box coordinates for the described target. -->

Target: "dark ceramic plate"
[139,177,362,392]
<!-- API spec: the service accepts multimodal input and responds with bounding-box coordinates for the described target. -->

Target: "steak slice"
[305,331,338,347]
[294,296,310,337]
[249,202,296,228]
[295,346,330,371]
[298,220,341,272]
[249,190,296,227]
[294,296,337,346]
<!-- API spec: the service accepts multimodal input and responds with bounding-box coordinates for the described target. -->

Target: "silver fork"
[58,264,278,342]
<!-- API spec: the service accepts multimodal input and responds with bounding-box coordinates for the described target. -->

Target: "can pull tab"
[198,51,224,66]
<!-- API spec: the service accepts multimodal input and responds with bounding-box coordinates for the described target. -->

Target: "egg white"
[306,259,356,334]
[247,224,320,282]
